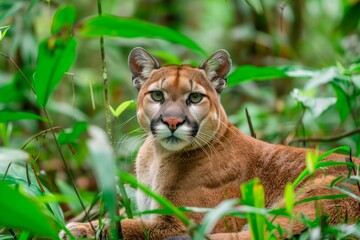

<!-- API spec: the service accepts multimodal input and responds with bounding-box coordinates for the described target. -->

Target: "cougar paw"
[59,222,97,239]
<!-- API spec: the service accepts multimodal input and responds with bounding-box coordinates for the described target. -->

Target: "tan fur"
[63,48,360,240]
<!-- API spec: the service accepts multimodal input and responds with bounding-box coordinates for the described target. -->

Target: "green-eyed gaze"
[151,91,164,102]
[189,93,203,103]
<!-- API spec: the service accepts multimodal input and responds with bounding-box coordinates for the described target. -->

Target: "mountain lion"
[63,48,360,239]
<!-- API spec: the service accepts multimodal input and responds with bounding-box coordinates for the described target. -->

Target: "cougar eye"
[189,93,203,104]
[150,91,164,102]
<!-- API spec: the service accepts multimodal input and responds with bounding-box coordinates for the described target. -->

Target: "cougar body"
[64,48,360,240]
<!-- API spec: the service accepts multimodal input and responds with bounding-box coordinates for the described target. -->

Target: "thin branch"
[289,128,360,144]
[2,162,12,182]
[21,126,63,150]
[30,155,46,193]
[245,108,256,138]
[96,1,121,238]
[96,0,113,145]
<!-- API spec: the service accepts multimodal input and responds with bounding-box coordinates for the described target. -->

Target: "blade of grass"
[119,171,192,226]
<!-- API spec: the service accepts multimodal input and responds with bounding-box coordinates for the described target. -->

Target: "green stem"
[96,1,123,239]
[43,109,96,233]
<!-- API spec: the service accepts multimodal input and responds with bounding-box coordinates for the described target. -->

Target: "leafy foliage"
[0,0,359,239]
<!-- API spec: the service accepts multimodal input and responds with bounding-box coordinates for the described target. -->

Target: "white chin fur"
[155,125,191,151]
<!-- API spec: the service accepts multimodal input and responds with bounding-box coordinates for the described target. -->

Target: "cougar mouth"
[163,135,183,144]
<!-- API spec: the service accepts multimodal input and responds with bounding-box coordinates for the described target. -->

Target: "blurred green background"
[0,0,359,224]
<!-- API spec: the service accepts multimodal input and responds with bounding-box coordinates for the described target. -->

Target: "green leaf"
[58,122,88,145]
[240,178,266,240]
[0,147,65,224]
[0,80,24,103]
[192,199,239,240]
[332,83,350,123]
[228,65,288,86]
[87,126,118,237]
[0,110,46,122]
[0,25,10,41]
[318,146,350,162]
[119,171,192,226]
[295,194,348,205]
[79,15,206,56]
[0,182,59,238]
[340,2,360,35]
[291,89,336,117]
[305,150,319,175]
[34,38,77,107]
[51,5,76,35]
[110,100,134,118]
[284,183,294,215]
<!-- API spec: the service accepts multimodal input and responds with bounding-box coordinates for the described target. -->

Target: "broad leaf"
[291,89,336,117]
[87,126,118,236]
[0,183,59,238]
[51,5,76,35]
[79,15,206,56]
[58,121,88,145]
[0,148,65,224]
[332,84,350,123]
[0,110,45,122]
[34,38,77,107]
[228,65,288,86]
[304,67,337,90]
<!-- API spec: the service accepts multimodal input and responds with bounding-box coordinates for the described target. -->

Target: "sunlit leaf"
[240,178,266,240]
[51,5,76,35]
[0,182,59,238]
[34,38,77,107]
[291,89,336,117]
[228,65,288,86]
[79,15,206,56]
[0,110,46,122]
[284,183,294,215]
[304,67,337,90]
[58,121,88,145]
[0,25,10,41]
[110,100,134,118]
[305,149,319,175]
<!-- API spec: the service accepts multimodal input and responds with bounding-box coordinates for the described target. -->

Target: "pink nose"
[162,117,184,131]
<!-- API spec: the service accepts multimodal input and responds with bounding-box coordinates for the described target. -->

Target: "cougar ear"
[128,47,160,90]
[199,49,231,94]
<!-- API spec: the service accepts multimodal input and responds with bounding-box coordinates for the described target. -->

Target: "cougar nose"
[162,117,185,132]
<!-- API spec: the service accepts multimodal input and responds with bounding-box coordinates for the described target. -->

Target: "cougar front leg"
[121,216,186,240]
[60,220,106,239]
[61,216,185,240]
